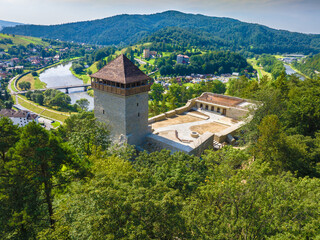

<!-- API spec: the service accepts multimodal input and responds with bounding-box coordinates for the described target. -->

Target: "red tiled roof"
[90,54,151,84]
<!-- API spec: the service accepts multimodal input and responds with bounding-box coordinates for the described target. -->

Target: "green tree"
[0,122,72,238]
[0,117,19,163]
[150,83,164,101]
[18,81,31,91]
[76,98,89,111]
[7,122,71,227]
[41,154,189,240]
[25,90,32,99]
[59,112,110,156]
[285,78,320,136]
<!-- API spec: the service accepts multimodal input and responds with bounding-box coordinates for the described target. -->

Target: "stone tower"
[90,54,151,146]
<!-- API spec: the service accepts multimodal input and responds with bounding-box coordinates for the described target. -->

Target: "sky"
[0,0,319,34]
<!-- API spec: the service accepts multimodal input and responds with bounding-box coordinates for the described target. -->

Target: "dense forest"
[140,27,230,51]
[2,11,320,54]
[1,71,320,239]
[157,51,253,76]
[257,54,286,79]
[292,53,320,79]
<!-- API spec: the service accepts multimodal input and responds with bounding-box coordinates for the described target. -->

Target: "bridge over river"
[16,84,91,94]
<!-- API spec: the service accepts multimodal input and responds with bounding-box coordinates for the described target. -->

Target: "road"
[135,58,147,65]
[8,75,19,94]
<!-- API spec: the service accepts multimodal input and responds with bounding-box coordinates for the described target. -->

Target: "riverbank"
[16,57,81,90]
[69,61,99,84]
[17,95,72,122]
[287,64,308,79]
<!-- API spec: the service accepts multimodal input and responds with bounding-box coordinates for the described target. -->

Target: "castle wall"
[94,89,126,142]
[225,107,248,120]
[94,89,149,146]
[125,92,150,145]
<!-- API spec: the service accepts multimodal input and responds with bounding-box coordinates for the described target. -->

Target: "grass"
[17,73,47,90]
[88,62,98,74]
[69,60,98,84]
[41,110,69,122]
[17,95,71,122]
[69,67,90,84]
[0,33,49,51]
[247,58,272,79]
[183,83,194,87]
[87,89,94,97]
[11,79,18,92]
[51,121,61,128]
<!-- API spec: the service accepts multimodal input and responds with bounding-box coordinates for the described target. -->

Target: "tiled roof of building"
[90,54,151,84]
[0,109,38,120]
[197,93,245,107]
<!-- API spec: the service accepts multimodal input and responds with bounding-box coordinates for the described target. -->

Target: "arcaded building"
[90,54,151,145]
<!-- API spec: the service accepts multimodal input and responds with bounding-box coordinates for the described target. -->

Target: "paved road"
[8,75,19,94]
[135,58,147,65]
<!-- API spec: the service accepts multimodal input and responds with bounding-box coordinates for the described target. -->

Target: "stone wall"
[189,132,215,156]
[146,131,214,157]
[125,92,150,145]
[148,99,196,124]
[94,89,149,146]
[226,107,249,120]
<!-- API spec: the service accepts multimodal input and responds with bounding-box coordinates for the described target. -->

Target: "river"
[284,64,305,80]
[39,62,94,110]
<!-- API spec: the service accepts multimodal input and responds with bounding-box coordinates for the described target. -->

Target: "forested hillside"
[0,20,22,31]
[293,53,320,79]
[2,72,320,239]
[156,51,253,76]
[2,11,320,54]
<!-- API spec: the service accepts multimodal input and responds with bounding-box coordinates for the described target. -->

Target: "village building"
[0,109,39,127]
[177,54,190,64]
[143,49,157,59]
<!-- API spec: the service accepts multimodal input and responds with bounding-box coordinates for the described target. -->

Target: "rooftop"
[0,109,38,120]
[197,93,245,107]
[90,54,151,84]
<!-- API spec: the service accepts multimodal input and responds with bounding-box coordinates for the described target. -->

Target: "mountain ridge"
[2,11,320,54]
[0,20,23,31]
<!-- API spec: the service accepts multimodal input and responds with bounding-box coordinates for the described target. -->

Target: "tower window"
[103,110,105,114]
[137,103,139,107]
[138,112,140,117]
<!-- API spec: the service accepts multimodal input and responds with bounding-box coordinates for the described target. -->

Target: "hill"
[2,11,320,54]
[292,53,320,79]
[0,33,49,50]
[0,20,22,31]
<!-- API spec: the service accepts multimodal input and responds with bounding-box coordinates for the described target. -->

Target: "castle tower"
[90,54,151,146]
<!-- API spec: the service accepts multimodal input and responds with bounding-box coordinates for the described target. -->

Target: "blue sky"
[0,0,319,34]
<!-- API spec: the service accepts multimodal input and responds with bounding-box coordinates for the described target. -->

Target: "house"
[0,109,39,127]
[54,55,60,61]
[177,54,190,65]
[143,49,157,59]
